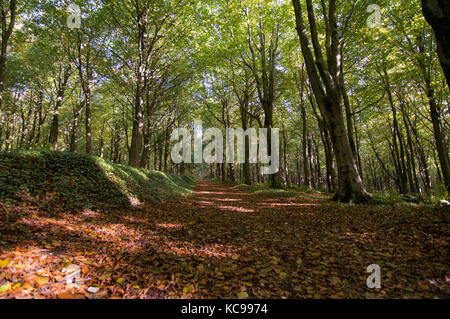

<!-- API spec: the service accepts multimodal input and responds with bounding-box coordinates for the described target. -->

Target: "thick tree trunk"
[129,79,144,167]
[292,0,370,202]
[421,0,450,90]
[0,0,16,114]
[326,100,369,202]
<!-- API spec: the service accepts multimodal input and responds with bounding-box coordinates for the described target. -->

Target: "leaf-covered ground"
[0,181,448,299]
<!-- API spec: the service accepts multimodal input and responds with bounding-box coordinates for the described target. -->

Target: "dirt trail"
[0,181,448,298]
[188,180,327,212]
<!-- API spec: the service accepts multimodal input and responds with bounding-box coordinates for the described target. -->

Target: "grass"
[0,150,195,212]
[237,183,300,198]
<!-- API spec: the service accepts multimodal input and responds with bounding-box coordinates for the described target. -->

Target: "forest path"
[0,181,448,299]
[154,180,448,298]
[186,180,322,214]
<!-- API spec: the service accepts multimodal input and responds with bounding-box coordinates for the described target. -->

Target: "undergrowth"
[0,150,195,211]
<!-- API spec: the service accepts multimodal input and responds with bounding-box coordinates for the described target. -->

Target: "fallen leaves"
[0,282,11,293]
[0,259,11,268]
[0,181,448,299]
[35,277,48,286]
[237,291,248,299]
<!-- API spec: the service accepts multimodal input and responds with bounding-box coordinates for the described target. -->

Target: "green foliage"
[431,182,449,201]
[1,0,449,199]
[372,190,404,203]
[0,151,195,211]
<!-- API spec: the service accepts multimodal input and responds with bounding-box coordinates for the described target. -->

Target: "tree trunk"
[246,18,282,189]
[243,134,252,185]
[49,66,71,150]
[426,83,450,193]
[327,103,369,202]
[398,96,419,193]
[0,0,16,114]
[421,0,450,89]
[139,123,151,168]
[129,78,144,167]
[292,0,370,202]
[302,96,311,188]
[69,99,82,153]
[84,84,92,155]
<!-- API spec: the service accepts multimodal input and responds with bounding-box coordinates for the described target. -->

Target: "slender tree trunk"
[34,91,46,145]
[69,100,82,153]
[74,30,93,155]
[49,66,71,150]
[164,128,170,172]
[84,84,92,155]
[129,77,144,166]
[265,114,282,188]
[28,99,38,146]
[240,102,252,185]
[221,162,226,182]
[383,65,408,193]
[301,97,311,187]
[426,83,450,193]
[140,121,152,168]
[247,19,282,189]
[340,65,358,166]
[282,127,290,187]
[399,97,420,193]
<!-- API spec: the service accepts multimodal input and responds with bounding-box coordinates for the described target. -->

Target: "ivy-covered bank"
[0,151,195,211]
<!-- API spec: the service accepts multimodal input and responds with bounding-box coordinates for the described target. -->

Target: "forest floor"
[0,181,448,299]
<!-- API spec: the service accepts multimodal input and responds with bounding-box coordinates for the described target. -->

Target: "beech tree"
[292,0,370,202]
[0,0,17,116]
[421,0,450,89]
[0,0,448,201]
